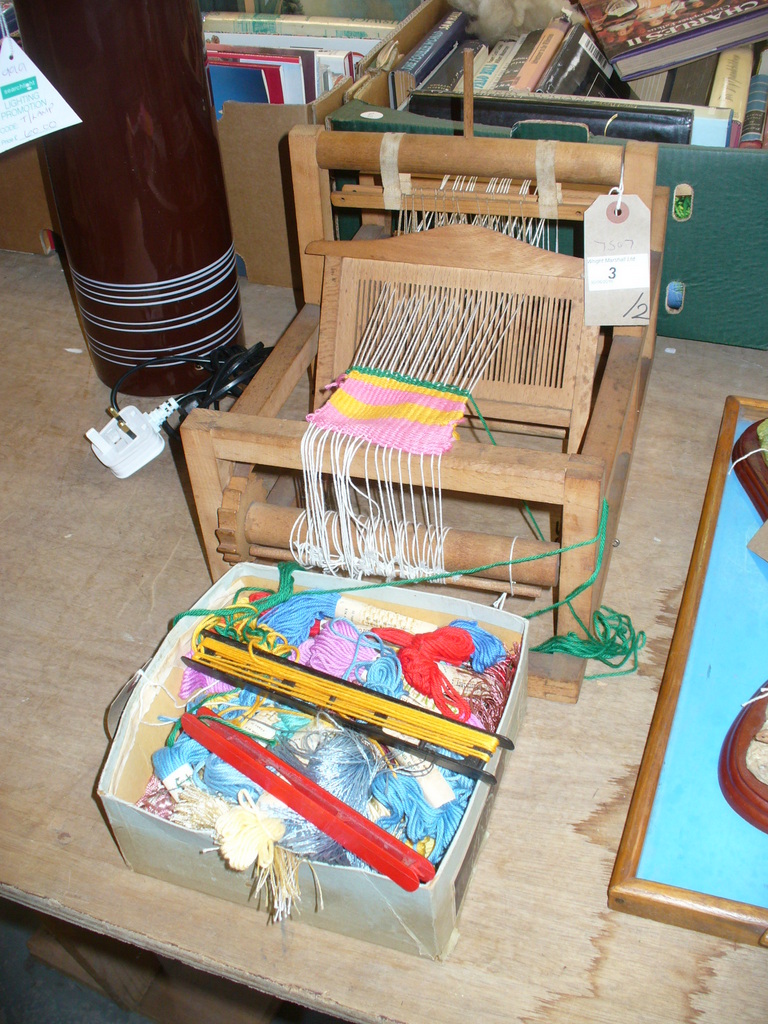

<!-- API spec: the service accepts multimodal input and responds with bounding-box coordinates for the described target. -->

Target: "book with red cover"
[579,0,768,79]
[207,43,316,102]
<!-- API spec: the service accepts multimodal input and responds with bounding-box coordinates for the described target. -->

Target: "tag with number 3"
[583,193,651,328]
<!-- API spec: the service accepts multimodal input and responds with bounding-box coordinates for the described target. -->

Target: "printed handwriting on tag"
[0,36,81,155]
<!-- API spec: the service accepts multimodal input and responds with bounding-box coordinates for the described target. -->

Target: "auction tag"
[0,35,81,155]
[583,193,651,327]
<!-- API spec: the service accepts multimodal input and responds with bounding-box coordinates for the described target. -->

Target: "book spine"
[420,40,487,94]
[392,11,468,107]
[536,25,630,98]
[629,70,672,104]
[397,11,467,77]
[666,53,719,107]
[513,18,570,91]
[474,39,523,91]
[535,24,582,92]
[710,45,754,146]
[739,48,768,146]
[482,31,542,92]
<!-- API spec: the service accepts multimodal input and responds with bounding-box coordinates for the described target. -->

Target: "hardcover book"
[407,87,732,144]
[739,46,768,145]
[476,31,543,92]
[418,39,489,94]
[535,23,632,97]
[247,0,422,18]
[629,68,672,101]
[666,52,719,105]
[513,17,570,90]
[207,62,271,117]
[207,43,316,103]
[710,44,754,141]
[202,12,399,39]
[388,10,470,107]
[205,31,382,58]
[475,38,524,91]
[579,0,768,79]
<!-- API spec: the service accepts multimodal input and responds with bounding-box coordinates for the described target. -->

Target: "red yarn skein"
[373,625,475,721]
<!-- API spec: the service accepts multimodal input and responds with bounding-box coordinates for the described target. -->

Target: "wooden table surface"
[1,250,766,1023]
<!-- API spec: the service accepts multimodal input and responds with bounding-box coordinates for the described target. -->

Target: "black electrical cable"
[108,343,273,439]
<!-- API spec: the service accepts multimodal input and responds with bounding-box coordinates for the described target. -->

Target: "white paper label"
[583,193,652,327]
[162,763,194,800]
[0,36,81,155]
[586,253,650,291]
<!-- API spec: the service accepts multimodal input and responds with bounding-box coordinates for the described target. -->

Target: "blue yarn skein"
[450,619,506,672]
[345,627,404,698]
[201,752,262,802]
[371,766,475,865]
[260,591,340,646]
[152,733,208,784]
[272,727,387,867]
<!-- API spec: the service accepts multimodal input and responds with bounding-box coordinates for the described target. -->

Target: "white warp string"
[290,283,521,581]
[397,176,559,253]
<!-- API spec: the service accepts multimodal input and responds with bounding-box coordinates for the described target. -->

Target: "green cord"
[171,498,641,680]
[532,606,646,679]
[172,561,299,634]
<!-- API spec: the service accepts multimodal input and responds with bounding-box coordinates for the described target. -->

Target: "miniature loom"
[181,126,666,702]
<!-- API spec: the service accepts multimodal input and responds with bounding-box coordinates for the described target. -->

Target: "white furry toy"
[449,0,580,45]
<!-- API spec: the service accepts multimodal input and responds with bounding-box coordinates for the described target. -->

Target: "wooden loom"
[181,126,667,702]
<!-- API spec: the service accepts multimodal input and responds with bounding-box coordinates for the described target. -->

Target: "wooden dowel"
[312,128,623,186]
[247,545,541,599]
[243,501,559,587]
[463,46,474,140]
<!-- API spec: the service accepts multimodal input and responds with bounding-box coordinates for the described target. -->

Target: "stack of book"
[392,5,768,149]
[203,11,398,113]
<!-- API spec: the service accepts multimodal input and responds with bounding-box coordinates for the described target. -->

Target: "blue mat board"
[637,420,768,909]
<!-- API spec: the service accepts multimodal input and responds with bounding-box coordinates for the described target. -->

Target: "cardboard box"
[0,142,57,255]
[98,562,529,959]
[214,0,451,288]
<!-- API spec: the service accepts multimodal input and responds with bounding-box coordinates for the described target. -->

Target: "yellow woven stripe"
[329,390,463,427]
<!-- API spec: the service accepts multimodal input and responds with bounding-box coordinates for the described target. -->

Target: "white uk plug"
[86,399,179,478]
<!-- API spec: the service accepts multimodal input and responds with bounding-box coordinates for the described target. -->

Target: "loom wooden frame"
[181,127,667,703]
[609,395,768,947]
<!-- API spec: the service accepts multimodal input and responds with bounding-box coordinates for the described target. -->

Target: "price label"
[0,35,81,156]
[583,193,651,327]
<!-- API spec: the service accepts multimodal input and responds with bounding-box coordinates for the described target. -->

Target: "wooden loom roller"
[183,127,666,702]
[235,499,558,594]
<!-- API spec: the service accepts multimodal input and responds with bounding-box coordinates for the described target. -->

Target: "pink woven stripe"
[313,405,457,455]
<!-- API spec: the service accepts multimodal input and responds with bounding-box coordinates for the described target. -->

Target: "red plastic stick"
[180,710,435,892]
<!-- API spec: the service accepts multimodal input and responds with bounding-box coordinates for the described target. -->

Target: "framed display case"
[609,394,768,947]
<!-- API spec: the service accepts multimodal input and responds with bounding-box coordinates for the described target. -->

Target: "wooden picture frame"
[609,394,768,947]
